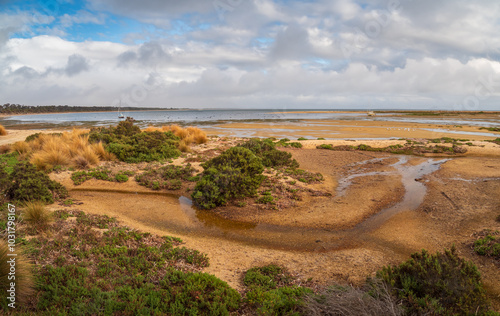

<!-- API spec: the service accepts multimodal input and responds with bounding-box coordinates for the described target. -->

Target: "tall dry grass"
[11,141,30,154]
[0,240,34,303]
[24,128,114,170]
[22,200,53,228]
[142,125,208,152]
[0,124,7,136]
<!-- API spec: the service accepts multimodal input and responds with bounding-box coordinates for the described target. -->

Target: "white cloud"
[1,0,500,109]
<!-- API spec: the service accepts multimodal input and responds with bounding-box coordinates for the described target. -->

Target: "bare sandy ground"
[0,129,47,146]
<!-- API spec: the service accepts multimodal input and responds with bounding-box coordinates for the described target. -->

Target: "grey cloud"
[270,24,312,60]
[65,54,89,76]
[117,41,171,67]
[12,66,40,79]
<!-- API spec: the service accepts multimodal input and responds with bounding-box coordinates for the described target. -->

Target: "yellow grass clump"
[91,142,116,161]
[162,125,208,144]
[11,141,30,154]
[0,144,10,154]
[0,240,34,303]
[25,129,107,170]
[22,200,53,227]
[0,124,7,136]
[145,125,208,151]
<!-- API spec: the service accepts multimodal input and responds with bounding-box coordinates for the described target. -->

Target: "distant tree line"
[0,104,172,115]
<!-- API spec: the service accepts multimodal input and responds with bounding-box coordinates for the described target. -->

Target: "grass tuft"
[11,141,30,154]
[0,125,7,136]
[22,200,53,227]
[0,240,34,306]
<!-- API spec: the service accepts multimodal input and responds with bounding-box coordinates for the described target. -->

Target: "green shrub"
[114,173,129,183]
[192,147,264,209]
[71,167,114,185]
[377,247,490,315]
[474,234,500,257]
[136,164,196,190]
[297,137,307,141]
[244,265,292,290]
[246,286,311,316]
[89,120,181,163]
[24,209,239,315]
[6,162,67,203]
[244,265,310,315]
[239,138,299,168]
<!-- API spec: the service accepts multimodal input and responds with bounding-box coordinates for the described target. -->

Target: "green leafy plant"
[377,247,490,315]
[135,164,196,190]
[88,120,181,163]
[192,147,265,209]
[5,162,67,203]
[473,233,500,257]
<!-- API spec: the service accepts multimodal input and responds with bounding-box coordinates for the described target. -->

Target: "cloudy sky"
[1,0,499,110]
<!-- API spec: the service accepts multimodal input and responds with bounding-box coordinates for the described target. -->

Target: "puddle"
[71,156,449,252]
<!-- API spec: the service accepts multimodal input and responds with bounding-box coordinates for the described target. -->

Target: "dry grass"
[11,141,30,154]
[301,280,403,316]
[178,139,191,152]
[0,124,7,136]
[22,201,53,228]
[143,125,208,151]
[31,149,71,171]
[91,142,116,161]
[26,130,104,170]
[0,144,10,154]
[0,240,34,303]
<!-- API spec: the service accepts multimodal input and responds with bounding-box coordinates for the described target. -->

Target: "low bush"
[5,161,67,203]
[377,247,491,315]
[244,265,293,290]
[473,233,500,258]
[0,125,7,136]
[243,265,311,315]
[192,147,265,209]
[71,167,114,185]
[136,164,196,190]
[239,138,299,169]
[15,209,242,315]
[89,121,181,163]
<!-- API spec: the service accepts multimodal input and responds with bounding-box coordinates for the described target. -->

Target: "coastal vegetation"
[192,146,265,209]
[0,125,499,314]
[0,103,165,115]
[1,201,498,315]
[317,140,468,155]
[0,125,7,136]
[2,161,67,203]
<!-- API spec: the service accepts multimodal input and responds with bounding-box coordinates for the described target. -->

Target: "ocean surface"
[2,109,500,129]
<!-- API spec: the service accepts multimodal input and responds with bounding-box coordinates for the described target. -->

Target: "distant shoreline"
[0,108,186,118]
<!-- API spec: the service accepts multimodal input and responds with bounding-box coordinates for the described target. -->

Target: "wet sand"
[210,119,500,140]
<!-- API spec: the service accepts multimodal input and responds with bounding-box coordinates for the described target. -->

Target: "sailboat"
[118,101,124,119]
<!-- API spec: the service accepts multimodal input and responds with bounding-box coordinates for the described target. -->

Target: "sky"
[0,0,499,110]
